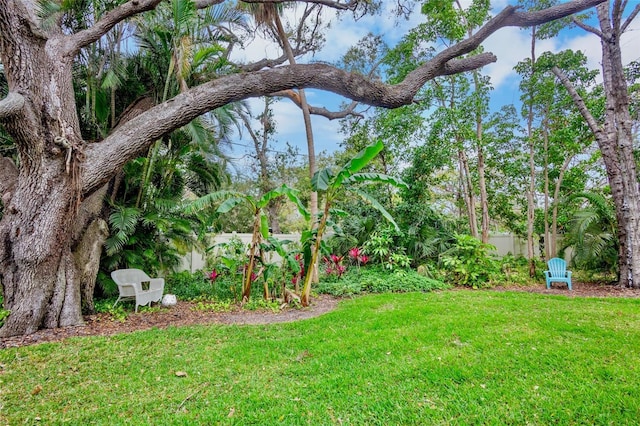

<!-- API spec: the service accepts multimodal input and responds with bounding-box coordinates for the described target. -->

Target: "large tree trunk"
[553,2,640,287]
[0,174,81,335]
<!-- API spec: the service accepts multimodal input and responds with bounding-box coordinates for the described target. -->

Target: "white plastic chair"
[111,269,165,312]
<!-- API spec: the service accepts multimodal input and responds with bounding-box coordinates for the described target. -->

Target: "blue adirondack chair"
[544,258,572,290]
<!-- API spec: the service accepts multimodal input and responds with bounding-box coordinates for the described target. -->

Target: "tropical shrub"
[439,234,500,288]
[165,270,239,301]
[300,140,407,305]
[394,201,458,265]
[560,191,618,280]
[317,266,449,296]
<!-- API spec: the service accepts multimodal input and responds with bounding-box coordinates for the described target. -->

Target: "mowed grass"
[2,291,640,425]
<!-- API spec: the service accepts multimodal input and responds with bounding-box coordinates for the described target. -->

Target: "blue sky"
[227,1,640,167]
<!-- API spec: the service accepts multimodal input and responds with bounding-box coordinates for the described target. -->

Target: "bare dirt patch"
[493,280,640,298]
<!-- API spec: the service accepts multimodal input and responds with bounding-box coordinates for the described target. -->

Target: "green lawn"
[2,290,640,425]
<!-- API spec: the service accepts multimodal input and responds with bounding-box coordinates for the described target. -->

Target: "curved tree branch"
[621,3,640,33]
[572,16,603,37]
[0,92,25,119]
[63,0,360,55]
[240,0,358,10]
[64,0,162,54]
[551,66,604,140]
[81,0,606,195]
[271,89,362,119]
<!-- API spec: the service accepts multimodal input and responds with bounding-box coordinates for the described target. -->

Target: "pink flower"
[349,247,360,259]
[251,272,257,282]
[359,254,369,265]
[336,264,346,277]
[330,254,343,264]
[209,270,219,281]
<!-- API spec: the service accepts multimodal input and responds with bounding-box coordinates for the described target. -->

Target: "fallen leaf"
[175,371,188,377]
[31,385,43,396]
[228,408,235,417]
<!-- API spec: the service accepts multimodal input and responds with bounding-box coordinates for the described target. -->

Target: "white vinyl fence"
[179,232,538,273]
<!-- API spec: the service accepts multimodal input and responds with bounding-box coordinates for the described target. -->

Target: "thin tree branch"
[572,17,603,37]
[239,58,287,72]
[240,0,358,10]
[400,0,605,91]
[271,90,362,119]
[64,0,162,54]
[551,66,604,140]
[194,0,225,7]
[621,4,640,33]
[0,92,25,119]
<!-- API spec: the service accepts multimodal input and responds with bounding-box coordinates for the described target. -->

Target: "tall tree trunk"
[472,71,489,244]
[272,15,318,221]
[0,5,88,335]
[550,156,572,257]
[458,148,478,238]
[552,2,640,287]
[526,25,538,276]
[542,114,551,260]
[273,13,319,282]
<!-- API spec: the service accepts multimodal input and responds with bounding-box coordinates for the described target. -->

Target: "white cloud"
[564,32,602,70]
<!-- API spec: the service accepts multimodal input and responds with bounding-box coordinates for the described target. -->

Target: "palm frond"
[350,188,399,232]
[108,206,141,235]
[183,190,244,214]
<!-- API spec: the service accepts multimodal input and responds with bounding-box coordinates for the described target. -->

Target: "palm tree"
[560,191,618,279]
[133,0,248,208]
[99,0,250,284]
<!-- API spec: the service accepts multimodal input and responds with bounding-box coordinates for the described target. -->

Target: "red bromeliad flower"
[359,254,369,265]
[348,247,360,259]
[209,270,219,281]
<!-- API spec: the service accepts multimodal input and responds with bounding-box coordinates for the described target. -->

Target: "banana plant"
[186,184,309,301]
[300,140,409,306]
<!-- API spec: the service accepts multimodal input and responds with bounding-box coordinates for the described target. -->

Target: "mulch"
[0,294,339,349]
[2,282,639,349]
